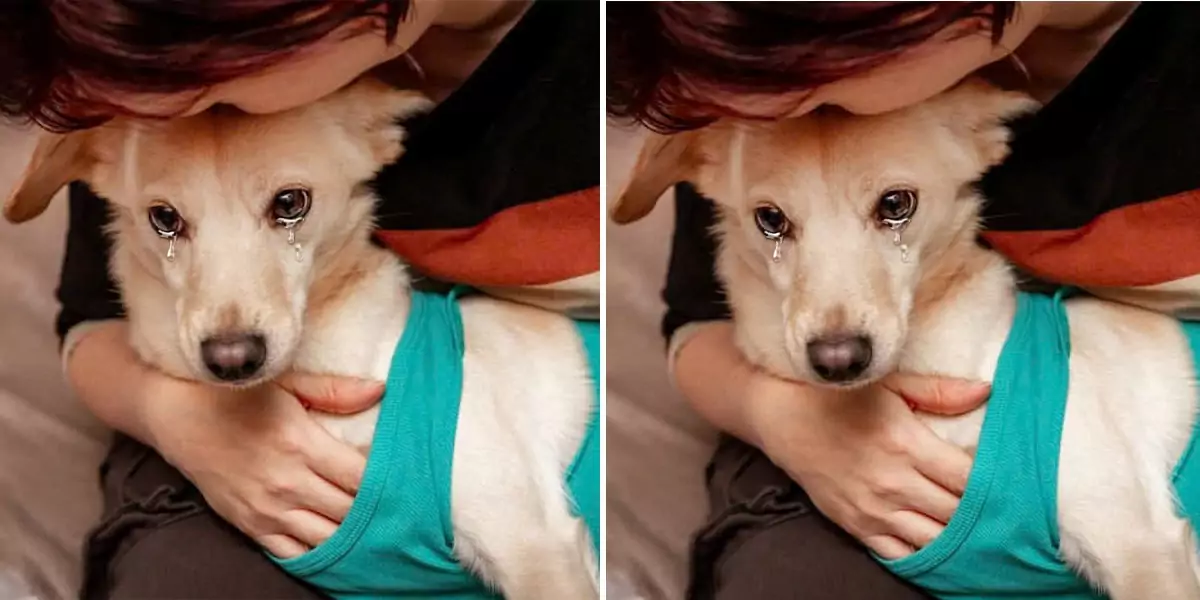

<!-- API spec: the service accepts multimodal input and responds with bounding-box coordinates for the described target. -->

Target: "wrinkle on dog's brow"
[133,119,224,209]
[728,125,748,197]
[121,127,141,197]
[813,116,842,205]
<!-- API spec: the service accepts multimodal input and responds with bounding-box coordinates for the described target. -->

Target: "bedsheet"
[604,124,717,599]
[0,127,111,600]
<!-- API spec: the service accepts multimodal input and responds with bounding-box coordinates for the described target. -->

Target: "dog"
[613,79,1200,600]
[5,79,599,600]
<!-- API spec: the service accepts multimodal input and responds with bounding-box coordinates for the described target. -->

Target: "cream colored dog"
[5,79,597,599]
[614,80,1200,599]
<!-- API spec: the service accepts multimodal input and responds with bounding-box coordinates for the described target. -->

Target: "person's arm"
[66,321,159,443]
[657,184,760,444]
[53,183,152,440]
[672,322,764,446]
[663,183,990,558]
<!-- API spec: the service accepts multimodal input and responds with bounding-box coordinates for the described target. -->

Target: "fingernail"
[968,381,992,394]
[348,377,383,389]
[358,380,386,396]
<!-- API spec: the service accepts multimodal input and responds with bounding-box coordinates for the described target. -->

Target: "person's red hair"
[607,1,1017,133]
[0,0,411,132]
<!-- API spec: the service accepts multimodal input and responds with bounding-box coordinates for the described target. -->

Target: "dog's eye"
[147,203,184,237]
[753,204,791,238]
[271,188,311,223]
[875,189,918,225]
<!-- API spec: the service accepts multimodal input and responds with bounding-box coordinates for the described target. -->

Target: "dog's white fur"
[5,79,598,599]
[615,80,1200,599]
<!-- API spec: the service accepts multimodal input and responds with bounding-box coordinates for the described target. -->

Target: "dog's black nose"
[806,335,872,382]
[201,333,267,382]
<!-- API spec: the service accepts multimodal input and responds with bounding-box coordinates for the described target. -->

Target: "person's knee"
[96,513,325,600]
[694,439,928,600]
[706,514,930,600]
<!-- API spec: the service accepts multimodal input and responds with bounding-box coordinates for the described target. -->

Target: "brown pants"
[81,435,327,600]
[687,436,933,600]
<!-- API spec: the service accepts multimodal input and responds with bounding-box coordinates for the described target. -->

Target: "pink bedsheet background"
[605,124,716,599]
[0,127,110,600]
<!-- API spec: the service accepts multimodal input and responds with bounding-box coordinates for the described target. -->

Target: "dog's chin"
[212,374,272,389]
[807,376,878,392]
[188,369,272,390]
[790,362,895,392]
[185,362,287,390]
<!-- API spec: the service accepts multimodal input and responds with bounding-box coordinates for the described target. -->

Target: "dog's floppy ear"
[933,78,1039,167]
[4,131,94,224]
[325,77,434,165]
[611,129,705,224]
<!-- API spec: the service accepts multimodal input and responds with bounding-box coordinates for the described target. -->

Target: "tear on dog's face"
[5,79,431,386]
[614,80,1036,389]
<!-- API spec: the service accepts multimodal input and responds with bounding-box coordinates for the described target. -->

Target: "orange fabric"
[983,189,1200,288]
[376,187,600,287]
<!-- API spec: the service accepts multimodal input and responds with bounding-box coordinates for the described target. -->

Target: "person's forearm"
[65,320,163,446]
[672,321,776,449]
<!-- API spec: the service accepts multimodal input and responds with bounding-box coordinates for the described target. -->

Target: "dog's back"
[1054,296,1200,598]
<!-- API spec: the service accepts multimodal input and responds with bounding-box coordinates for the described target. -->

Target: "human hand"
[745,371,989,560]
[143,372,383,558]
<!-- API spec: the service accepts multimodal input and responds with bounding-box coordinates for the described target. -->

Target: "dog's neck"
[291,234,414,382]
[900,233,1020,384]
[306,236,404,322]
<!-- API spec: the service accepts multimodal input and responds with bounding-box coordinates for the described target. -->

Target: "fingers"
[903,476,960,524]
[276,373,384,414]
[281,508,340,549]
[888,510,944,550]
[864,535,915,560]
[908,427,973,496]
[305,428,368,495]
[259,534,309,560]
[859,475,952,559]
[295,474,356,523]
[863,512,943,560]
[883,373,990,416]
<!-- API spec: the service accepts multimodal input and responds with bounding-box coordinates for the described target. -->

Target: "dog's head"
[614,79,1036,388]
[5,78,431,386]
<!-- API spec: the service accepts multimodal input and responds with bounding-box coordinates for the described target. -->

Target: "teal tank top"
[273,290,600,599]
[879,290,1200,599]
